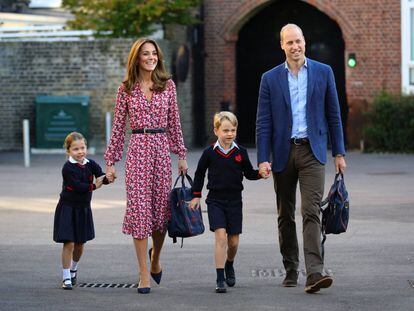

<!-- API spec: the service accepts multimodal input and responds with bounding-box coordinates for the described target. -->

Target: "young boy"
[189,111,267,293]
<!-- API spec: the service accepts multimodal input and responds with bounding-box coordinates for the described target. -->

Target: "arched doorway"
[236,0,348,145]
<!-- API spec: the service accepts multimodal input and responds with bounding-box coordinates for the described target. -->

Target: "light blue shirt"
[285,58,308,138]
[213,140,239,154]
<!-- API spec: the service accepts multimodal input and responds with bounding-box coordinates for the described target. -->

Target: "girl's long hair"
[123,38,170,93]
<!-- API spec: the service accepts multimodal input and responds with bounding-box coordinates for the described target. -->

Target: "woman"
[104,38,188,294]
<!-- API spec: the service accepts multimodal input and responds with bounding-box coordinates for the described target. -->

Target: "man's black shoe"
[304,273,333,293]
[224,261,236,287]
[215,281,227,293]
[282,270,298,287]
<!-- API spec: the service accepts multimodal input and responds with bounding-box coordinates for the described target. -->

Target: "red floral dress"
[104,79,187,239]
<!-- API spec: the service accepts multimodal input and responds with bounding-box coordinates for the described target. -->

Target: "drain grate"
[76,283,138,288]
[408,280,414,288]
[251,268,333,278]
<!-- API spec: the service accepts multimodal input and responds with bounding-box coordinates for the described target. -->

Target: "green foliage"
[364,92,414,152]
[62,0,200,37]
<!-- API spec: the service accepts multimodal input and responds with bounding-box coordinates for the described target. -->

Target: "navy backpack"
[320,173,349,256]
[168,173,205,247]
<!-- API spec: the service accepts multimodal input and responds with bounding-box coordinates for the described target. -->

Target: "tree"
[62,0,200,38]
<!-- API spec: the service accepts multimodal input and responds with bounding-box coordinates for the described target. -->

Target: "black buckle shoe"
[304,273,333,293]
[62,278,72,290]
[70,269,77,286]
[282,270,298,287]
[224,261,236,287]
[215,281,227,293]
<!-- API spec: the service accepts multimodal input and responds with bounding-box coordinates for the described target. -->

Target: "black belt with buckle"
[132,128,166,134]
[291,137,309,145]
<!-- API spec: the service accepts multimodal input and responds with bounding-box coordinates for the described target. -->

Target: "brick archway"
[202,0,400,147]
[219,0,355,43]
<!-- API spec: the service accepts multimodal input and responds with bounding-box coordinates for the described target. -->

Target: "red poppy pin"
[234,154,242,163]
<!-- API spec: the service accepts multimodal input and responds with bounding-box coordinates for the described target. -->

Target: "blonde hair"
[213,111,238,129]
[63,132,87,151]
[123,38,170,93]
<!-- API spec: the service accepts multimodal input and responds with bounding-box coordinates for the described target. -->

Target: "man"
[256,24,346,294]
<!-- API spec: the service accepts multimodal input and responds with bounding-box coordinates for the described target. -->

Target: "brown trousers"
[272,143,325,276]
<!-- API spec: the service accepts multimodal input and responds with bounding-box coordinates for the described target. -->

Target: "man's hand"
[334,156,346,173]
[259,162,272,178]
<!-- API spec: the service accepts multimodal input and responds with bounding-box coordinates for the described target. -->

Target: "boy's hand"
[259,162,272,178]
[189,198,200,210]
[95,175,104,189]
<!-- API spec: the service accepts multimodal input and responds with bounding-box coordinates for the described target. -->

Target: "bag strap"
[173,172,193,188]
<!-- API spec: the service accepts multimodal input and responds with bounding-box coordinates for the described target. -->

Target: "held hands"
[178,159,188,175]
[259,162,272,179]
[189,198,200,210]
[105,165,117,183]
[334,155,347,174]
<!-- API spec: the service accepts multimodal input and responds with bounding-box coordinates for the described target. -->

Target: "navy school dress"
[53,158,108,243]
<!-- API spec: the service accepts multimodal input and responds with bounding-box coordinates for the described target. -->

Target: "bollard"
[23,119,30,167]
[105,112,112,146]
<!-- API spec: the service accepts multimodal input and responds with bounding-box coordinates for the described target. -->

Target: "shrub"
[364,92,414,152]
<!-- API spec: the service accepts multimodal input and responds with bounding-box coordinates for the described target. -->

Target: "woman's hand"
[189,198,200,210]
[106,165,117,183]
[178,159,188,175]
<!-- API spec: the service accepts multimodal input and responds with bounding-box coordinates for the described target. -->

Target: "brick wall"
[0,38,194,151]
[203,0,402,147]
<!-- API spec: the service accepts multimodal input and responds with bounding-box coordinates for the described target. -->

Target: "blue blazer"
[256,58,345,172]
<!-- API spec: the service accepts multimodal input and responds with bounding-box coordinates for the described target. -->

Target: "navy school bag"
[168,173,205,247]
[320,173,349,256]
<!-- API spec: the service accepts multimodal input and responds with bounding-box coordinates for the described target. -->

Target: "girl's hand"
[178,159,188,175]
[189,198,200,210]
[95,175,104,189]
[106,165,116,183]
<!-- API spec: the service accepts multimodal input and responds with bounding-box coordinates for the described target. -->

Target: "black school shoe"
[62,278,73,290]
[70,270,77,286]
[215,281,227,293]
[224,261,236,287]
[304,273,333,293]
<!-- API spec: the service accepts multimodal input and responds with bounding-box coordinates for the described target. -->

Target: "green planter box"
[35,95,89,149]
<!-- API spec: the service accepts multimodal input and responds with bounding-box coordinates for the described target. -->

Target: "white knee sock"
[70,260,78,271]
[62,269,71,281]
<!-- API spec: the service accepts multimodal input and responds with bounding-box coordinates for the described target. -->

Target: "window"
[402,0,414,93]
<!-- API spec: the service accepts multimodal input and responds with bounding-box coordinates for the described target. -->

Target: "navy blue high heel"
[137,287,151,294]
[148,248,163,285]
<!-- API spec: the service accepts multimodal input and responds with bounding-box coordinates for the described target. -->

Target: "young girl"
[53,132,109,290]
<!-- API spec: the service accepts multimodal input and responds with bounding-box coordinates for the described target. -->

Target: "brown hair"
[63,132,87,151]
[123,38,170,93]
[213,111,238,129]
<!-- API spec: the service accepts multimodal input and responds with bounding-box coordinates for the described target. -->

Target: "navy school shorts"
[205,198,243,235]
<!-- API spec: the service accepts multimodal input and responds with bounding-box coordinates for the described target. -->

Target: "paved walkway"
[0,150,413,310]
